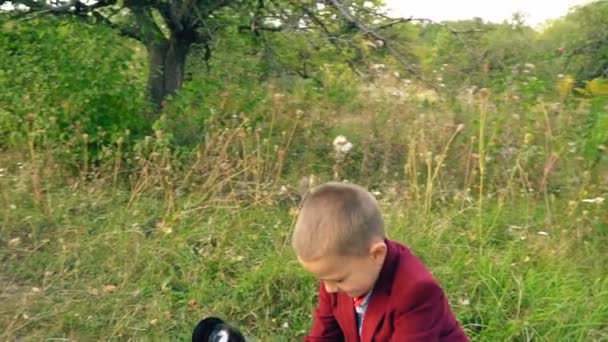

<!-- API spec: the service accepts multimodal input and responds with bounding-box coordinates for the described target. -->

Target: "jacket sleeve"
[389,280,446,342]
[305,282,344,342]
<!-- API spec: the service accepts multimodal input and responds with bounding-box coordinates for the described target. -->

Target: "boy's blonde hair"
[291,182,385,261]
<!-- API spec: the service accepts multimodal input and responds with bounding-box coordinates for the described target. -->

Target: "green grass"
[1,174,607,341]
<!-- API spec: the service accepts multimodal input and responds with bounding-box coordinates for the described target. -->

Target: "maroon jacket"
[305,239,468,342]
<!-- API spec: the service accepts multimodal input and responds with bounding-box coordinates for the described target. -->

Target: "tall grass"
[1,72,607,341]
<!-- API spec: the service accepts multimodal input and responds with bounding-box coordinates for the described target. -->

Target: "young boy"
[291,182,468,342]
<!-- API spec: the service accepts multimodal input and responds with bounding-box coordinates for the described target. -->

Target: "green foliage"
[582,95,608,166]
[0,16,149,151]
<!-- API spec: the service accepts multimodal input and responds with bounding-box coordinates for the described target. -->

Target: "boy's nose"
[324,282,338,293]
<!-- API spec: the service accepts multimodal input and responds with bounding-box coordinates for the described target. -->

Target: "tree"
[1,0,426,111]
[542,0,608,82]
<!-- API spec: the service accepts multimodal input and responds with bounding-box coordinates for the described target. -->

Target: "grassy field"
[1,154,607,341]
[1,73,608,341]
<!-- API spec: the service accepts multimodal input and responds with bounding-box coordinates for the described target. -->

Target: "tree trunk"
[146,34,193,109]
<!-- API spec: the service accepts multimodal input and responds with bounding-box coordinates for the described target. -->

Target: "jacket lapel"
[360,239,400,342]
[336,293,358,341]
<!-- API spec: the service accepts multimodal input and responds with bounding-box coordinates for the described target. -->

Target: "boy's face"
[298,241,387,298]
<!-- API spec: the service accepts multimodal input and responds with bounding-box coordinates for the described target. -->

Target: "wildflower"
[537,231,549,236]
[279,185,288,195]
[157,221,172,235]
[9,237,21,248]
[10,204,16,210]
[333,135,353,154]
[479,88,491,99]
[458,298,470,306]
[102,285,117,294]
[391,90,404,98]
[524,63,535,69]
[581,197,604,205]
[187,299,199,310]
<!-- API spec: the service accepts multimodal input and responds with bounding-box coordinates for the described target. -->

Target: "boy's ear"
[369,240,387,262]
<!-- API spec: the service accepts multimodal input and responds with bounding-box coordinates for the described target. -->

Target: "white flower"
[9,237,21,248]
[524,63,535,69]
[537,231,549,236]
[10,204,16,210]
[279,185,288,195]
[333,135,353,154]
[458,298,470,306]
[581,197,604,204]
[333,135,347,146]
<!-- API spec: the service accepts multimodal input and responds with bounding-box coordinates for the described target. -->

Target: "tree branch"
[325,0,431,86]
[238,24,283,32]
[91,10,142,41]
[8,0,144,41]
[131,6,166,44]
